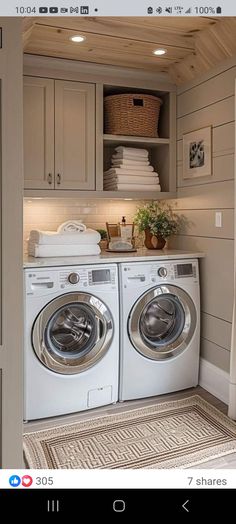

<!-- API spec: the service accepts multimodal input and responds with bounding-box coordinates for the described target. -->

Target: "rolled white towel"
[29,229,101,245]
[28,242,101,258]
[57,220,87,234]
[115,146,149,157]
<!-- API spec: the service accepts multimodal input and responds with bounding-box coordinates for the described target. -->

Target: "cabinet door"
[23,76,54,189]
[55,80,95,190]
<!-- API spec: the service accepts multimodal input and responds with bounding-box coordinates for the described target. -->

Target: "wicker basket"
[104,93,162,138]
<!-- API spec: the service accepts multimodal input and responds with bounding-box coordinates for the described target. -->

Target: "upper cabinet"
[24,76,54,189]
[54,81,95,190]
[23,77,95,190]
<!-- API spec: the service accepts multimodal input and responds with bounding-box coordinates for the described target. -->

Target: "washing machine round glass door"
[128,285,196,360]
[32,292,113,374]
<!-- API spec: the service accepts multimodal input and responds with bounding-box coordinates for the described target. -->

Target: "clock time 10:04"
[16,6,37,14]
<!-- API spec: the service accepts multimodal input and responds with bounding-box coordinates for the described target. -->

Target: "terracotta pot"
[144,228,166,250]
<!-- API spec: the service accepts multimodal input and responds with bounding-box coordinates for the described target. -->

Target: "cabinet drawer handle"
[56,173,61,185]
[47,173,53,185]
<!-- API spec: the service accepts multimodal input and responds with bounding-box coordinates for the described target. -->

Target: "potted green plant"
[134,202,180,249]
[96,229,108,250]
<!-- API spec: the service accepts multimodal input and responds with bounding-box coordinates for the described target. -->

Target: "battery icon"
[216,6,222,13]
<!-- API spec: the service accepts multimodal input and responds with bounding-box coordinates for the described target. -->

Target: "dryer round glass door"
[32,292,113,374]
[128,285,196,360]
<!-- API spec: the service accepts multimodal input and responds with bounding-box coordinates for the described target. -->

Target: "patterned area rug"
[23,395,236,469]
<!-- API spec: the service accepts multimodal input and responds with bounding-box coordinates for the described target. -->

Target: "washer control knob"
[158,267,167,278]
[68,272,80,284]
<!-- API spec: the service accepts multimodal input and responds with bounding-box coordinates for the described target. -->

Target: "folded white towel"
[112,157,150,166]
[111,162,154,171]
[115,146,149,157]
[104,170,159,178]
[57,220,87,234]
[104,183,161,191]
[105,167,155,175]
[29,229,101,246]
[104,175,159,184]
[113,152,149,161]
[28,242,101,258]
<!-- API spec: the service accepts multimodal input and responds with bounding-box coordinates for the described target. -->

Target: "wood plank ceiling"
[23,17,236,84]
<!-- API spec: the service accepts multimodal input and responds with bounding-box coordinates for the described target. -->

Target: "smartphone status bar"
[0,1,234,17]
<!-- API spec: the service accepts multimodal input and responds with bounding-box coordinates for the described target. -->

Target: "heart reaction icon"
[21,475,33,487]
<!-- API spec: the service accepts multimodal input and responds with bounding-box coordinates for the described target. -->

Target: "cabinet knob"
[47,173,53,185]
[56,173,61,185]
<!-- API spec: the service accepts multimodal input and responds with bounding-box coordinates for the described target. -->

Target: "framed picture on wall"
[183,126,212,179]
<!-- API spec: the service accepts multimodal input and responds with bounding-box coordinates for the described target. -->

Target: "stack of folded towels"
[104,146,161,192]
[28,220,101,257]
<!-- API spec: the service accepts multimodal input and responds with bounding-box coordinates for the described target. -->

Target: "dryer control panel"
[121,259,199,288]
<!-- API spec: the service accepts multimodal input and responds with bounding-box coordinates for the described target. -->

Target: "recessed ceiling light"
[153,49,167,56]
[70,35,86,43]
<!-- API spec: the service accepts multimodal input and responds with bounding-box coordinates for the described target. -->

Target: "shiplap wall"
[170,62,235,373]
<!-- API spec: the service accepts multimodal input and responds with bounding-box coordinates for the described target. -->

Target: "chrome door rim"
[32,292,113,374]
[128,285,196,360]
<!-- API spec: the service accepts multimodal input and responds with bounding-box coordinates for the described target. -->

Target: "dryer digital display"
[91,269,111,283]
[176,263,193,277]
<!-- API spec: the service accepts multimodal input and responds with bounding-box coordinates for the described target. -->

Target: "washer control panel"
[25,265,117,295]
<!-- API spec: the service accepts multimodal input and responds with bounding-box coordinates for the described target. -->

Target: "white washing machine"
[24,264,119,420]
[119,259,200,401]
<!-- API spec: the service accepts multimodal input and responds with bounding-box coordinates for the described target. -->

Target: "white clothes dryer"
[24,264,119,420]
[119,259,200,401]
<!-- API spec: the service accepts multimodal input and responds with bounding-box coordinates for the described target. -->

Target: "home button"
[113,500,126,512]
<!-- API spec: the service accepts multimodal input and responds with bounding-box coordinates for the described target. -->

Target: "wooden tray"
[105,248,137,253]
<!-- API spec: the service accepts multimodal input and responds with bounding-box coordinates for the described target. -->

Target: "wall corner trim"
[199,357,229,406]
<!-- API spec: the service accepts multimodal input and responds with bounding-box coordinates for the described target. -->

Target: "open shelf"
[102,84,175,194]
[103,140,171,193]
[103,134,170,147]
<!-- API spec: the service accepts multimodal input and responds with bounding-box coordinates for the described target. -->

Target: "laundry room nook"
[1,14,236,476]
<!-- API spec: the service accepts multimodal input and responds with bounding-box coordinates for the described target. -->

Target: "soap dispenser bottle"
[120,216,129,241]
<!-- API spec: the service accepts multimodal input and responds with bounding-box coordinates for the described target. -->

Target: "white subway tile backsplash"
[23,198,143,253]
